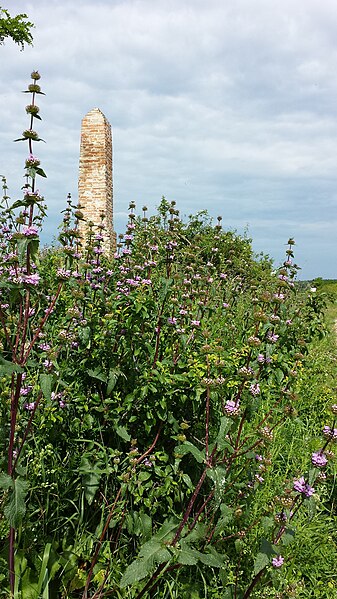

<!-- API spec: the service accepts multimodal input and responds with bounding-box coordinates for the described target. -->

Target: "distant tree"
[0,5,34,50]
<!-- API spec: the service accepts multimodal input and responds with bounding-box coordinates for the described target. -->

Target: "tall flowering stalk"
[0,72,63,596]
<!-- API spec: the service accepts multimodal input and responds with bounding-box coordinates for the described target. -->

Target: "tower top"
[78,107,116,253]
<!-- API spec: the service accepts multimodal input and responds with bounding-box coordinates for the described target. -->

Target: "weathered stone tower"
[78,108,116,253]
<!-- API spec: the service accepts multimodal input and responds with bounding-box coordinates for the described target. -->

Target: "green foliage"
[0,6,34,49]
[0,73,336,599]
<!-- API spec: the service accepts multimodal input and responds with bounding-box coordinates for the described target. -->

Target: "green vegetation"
[0,73,336,599]
[0,5,34,50]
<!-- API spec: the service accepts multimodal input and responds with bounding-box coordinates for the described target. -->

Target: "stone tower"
[78,108,116,253]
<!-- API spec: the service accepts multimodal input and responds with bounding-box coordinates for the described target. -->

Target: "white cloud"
[0,0,336,278]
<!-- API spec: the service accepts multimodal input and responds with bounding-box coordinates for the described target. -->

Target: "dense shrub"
[0,73,336,599]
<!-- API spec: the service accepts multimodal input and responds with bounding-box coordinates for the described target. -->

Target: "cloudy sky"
[1,0,337,279]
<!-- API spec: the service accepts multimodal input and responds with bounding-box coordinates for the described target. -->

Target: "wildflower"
[257,354,265,363]
[272,555,284,568]
[24,273,40,286]
[25,154,40,167]
[293,476,315,497]
[167,317,177,325]
[57,268,71,279]
[323,425,333,439]
[20,386,32,396]
[248,336,261,347]
[191,320,200,327]
[24,402,36,411]
[223,302,229,308]
[224,400,240,416]
[255,474,264,483]
[250,383,260,396]
[311,451,328,468]
[267,331,279,343]
[22,225,39,236]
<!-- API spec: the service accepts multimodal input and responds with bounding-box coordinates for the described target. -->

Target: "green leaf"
[253,552,269,576]
[107,368,123,395]
[120,539,171,587]
[120,558,152,587]
[178,548,199,566]
[197,547,224,568]
[116,425,131,442]
[0,472,13,490]
[281,528,295,546]
[4,477,29,528]
[140,511,152,541]
[40,373,52,401]
[16,237,29,265]
[0,356,23,375]
[215,416,232,449]
[176,441,204,463]
[253,537,276,575]
[36,543,51,597]
[87,367,107,383]
[79,457,102,505]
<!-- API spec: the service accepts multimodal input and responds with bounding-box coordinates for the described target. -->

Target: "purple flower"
[250,383,260,396]
[24,402,36,411]
[24,273,40,286]
[20,386,32,396]
[222,302,229,308]
[272,555,284,568]
[38,343,51,351]
[311,451,328,468]
[267,331,279,343]
[224,400,240,416]
[255,474,264,483]
[293,476,315,497]
[191,320,200,327]
[22,225,38,236]
[167,317,177,325]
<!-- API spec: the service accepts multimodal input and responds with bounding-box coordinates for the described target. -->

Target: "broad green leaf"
[281,528,295,546]
[120,558,152,587]
[87,368,107,383]
[253,552,269,576]
[107,368,123,395]
[0,356,23,375]
[177,548,199,565]
[121,540,171,587]
[79,457,101,505]
[140,511,152,541]
[176,441,204,463]
[4,477,29,528]
[215,416,232,448]
[116,425,131,442]
[197,548,224,568]
[0,472,13,490]
[16,237,29,265]
[40,373,52,401]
